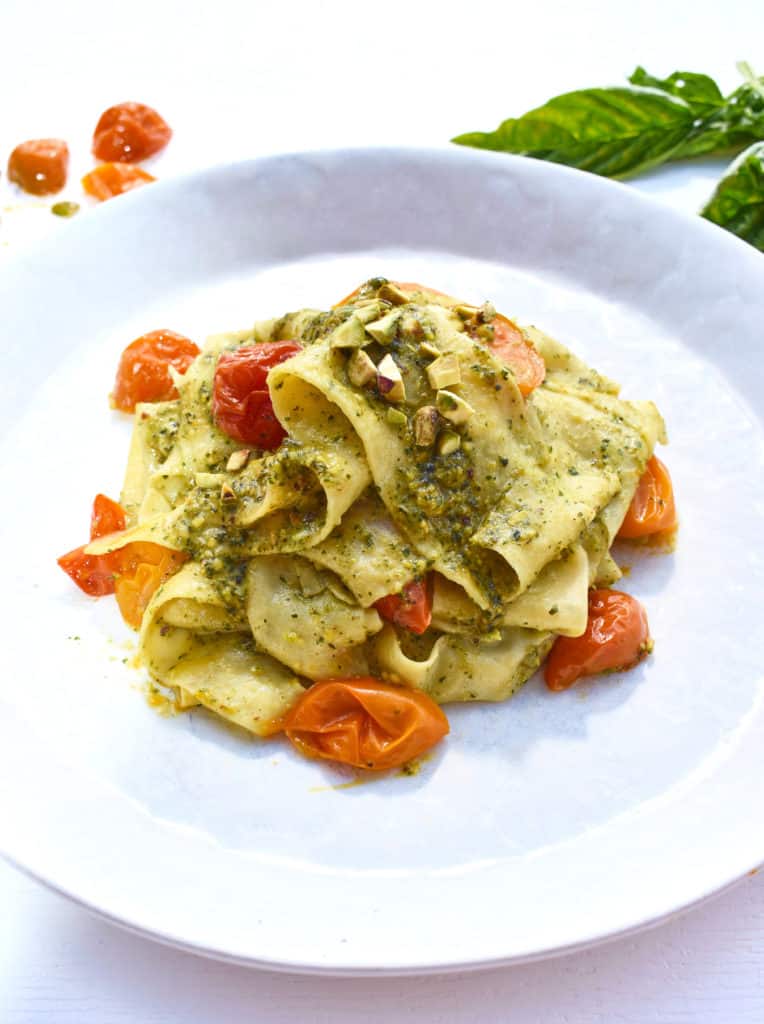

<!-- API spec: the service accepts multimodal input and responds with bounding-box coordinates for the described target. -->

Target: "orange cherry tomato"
[82,162,155,202]
[111,329,200,412]
[113,542,187,629]
[7,139,69,195]
[92,102,172,163]
[618,456,677,539]
[57,493,127,596]
[282,677,449,770]
[212,341,302,448]
[374,577,432,635]
[485,314,546,397]
[545,589,651,692]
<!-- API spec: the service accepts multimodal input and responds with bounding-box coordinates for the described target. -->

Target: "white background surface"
[1,0,763,1020]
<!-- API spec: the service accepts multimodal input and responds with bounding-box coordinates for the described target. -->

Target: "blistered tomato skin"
[212,342,302,448]
[92,102,172,163]
[282,677,450,771]
[112,330,200,412]
[8,139,69,195]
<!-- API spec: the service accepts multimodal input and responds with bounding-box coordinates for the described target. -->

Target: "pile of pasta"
[91,280,665,737]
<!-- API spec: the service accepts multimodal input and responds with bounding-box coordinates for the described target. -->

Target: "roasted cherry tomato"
[82,162,155,202]
[90,493,127,539]
[374,577,432,635]
[57,493,127,596]
[113,542,187,629]
[484,314,546,397]
[212,341,302,448]
[545,589,651,691]
[618,456,677,539]
[7,139,69,195]
[92,102,172,163]
[111,329,200,412]
[282,677,449,770]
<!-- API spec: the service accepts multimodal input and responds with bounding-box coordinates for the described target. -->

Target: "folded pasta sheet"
[120,279,666,734]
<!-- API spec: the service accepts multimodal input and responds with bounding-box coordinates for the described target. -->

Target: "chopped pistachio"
[329,313,369,349]
[436,389,474,425]
[437,430,461,456]
[386,407,408,428]
[418,340,442,358]
[454,303,481,321]
[480,301,496,323]
[347,348,377,388]
[226,449,251,472]
[377,353,406,403]
[413,405,440,446]
[353,299,390,324]
[364,310,400,345]
[51,200,80,217]
[220,481,237,502]
[377,282,411,306]
[426,353,462,390]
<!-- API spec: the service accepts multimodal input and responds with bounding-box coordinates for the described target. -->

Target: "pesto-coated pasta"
[103,278,666,736]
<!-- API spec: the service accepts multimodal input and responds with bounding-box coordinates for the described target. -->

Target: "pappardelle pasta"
[59,278,676,771]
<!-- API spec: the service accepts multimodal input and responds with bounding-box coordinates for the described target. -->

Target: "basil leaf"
[452,87,695,179]
[628,67,724,117]
[701,142,764,251]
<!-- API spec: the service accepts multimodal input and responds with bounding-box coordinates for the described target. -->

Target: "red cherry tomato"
[90,493,127,539]
[111,330,200,412]
[374,577,432,635]
[82,162,155,202]
[7,139,69,195]
[212,341,302,448]
[92,102,172,163]
[282,677,449,770]
[618,456,677,539]
[545,589,651,691]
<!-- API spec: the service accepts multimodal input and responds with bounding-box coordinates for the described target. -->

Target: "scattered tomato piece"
[8,139,69,195]
[92,102,172,163]
[111,329,200,412]
[57,493,128,596]
[82,162,155,202]
[374,577,433,635]
[545,589,651,691]
[212,341,302,448]
[282,677,449,770]
[113,542,188,628]
[618,456,677,539]
[90,493,127,539]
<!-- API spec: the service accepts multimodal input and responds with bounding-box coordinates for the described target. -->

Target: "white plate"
[1,148,763,975]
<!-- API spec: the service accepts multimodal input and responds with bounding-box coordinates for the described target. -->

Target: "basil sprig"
[452,63,764,252]
[701,142,764,249]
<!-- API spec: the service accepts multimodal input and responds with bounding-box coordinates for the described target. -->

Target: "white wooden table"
[2,0,763,1018]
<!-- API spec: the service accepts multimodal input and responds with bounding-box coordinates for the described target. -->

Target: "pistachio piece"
[377,354,406,403]
[226,449,251,472]
[377,282,412,306]
[480,301,496,323]
[436,389,474,425]
[364,310,400,345]
[418,340,442,358]
[454,303,481,321]
[220,481,237,502]
[437,430,461,456]
[329,313,369,349]
[413,405,440,446]
[386,407,408,428]
[347,348,377,388]
[353,299,390,324]
[426,353,462,390]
